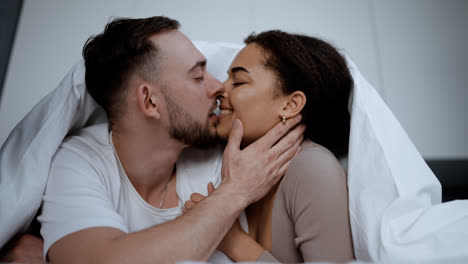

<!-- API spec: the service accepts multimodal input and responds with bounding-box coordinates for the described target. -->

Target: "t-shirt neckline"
[109,130,183,216]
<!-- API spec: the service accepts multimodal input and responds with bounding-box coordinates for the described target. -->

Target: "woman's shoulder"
[287,139,345,178]
[294,140,337,159]
[279,139,347,200]
[276,140,349,221]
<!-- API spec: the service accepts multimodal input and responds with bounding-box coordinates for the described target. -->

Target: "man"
[2,16,303,263]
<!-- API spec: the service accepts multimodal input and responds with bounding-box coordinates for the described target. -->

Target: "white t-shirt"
[38,123,234,261]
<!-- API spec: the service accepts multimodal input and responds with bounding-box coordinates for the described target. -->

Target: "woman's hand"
[184,182,215,213]
[184,183,265,262]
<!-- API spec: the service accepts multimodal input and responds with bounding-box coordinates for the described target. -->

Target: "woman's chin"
[215,125,231,140]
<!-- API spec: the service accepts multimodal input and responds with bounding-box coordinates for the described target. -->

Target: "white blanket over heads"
[0,61,107,246]
[0,40,467,262]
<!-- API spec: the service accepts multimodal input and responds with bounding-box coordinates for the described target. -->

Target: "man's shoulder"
[48,123,120,195]
[53,123,114,171]
[59,123,112,156]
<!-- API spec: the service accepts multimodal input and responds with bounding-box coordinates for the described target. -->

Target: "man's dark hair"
[245,30,353,158]
[82,16,180,124]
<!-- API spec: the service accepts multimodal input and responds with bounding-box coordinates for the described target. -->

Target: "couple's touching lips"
[208,102,219,122]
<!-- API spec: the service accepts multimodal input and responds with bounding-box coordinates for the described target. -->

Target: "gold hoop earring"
[281,115,287,123]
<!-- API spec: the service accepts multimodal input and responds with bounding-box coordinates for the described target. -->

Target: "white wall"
[1,0,467,159]
[373,0,468,159]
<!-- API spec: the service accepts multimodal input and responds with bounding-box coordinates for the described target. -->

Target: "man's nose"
[207,73,225,97]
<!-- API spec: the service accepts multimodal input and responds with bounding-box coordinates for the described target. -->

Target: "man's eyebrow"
[188,60,207,73]
[229,66,250,74]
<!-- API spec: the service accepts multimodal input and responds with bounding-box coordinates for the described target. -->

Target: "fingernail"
[295,115,302,122]
[233,119,239,129]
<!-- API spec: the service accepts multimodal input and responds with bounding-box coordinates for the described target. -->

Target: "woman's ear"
[137,84,161,120]
[280,91,306,119]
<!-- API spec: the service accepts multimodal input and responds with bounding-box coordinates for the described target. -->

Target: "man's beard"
[164,93,220,149]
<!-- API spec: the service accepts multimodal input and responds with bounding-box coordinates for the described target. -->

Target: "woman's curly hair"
[245,30,353,158]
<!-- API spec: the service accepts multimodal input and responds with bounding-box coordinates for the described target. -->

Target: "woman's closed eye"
[232,82,246,87]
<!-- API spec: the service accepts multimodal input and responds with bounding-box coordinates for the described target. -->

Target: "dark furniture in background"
[0,0,23,102]
[427,160,468,202]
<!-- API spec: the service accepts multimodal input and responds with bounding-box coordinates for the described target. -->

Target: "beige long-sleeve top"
[257,140,354,263]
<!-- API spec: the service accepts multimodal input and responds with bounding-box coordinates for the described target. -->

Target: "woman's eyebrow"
[229,66,249,74]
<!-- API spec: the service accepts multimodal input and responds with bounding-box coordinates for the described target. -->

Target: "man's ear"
[137,84,161,120]
[279,91,306,119]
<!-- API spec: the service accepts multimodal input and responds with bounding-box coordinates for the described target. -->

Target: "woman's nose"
[221,79,232,93]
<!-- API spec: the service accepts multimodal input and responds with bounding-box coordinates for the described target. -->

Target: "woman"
[187,30,354,262]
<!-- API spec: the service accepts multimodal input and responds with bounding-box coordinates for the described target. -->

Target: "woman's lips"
[218,109,233,119]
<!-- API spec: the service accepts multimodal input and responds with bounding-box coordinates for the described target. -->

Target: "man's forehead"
[151,30,206,70]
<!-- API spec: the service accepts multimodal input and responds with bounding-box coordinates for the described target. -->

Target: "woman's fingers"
[190,193,206,203]
[207,182,215,194]
[185,185,214,212]
[184,200,195,210]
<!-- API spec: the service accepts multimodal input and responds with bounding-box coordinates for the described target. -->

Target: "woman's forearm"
[220,232,265,262]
